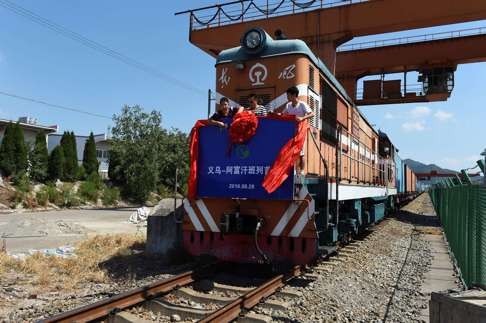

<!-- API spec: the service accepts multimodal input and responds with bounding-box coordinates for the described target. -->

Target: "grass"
[0,234,145,291]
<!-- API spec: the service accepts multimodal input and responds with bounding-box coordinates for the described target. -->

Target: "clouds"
[402,121,425,132]
[410,106,431,118]
[393,106,455,132]
[434,109,453,122]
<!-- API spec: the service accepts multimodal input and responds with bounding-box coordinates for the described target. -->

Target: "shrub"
[158,185,173,198]
[36,189,49,207]
[23,193,37,209]
[46,184,62,205]
[79,181,99,203]
[60,183,82,207]
[102,187,120,206]
[76,165,86,181]
[86,172,104,190]
[13,172,31,193]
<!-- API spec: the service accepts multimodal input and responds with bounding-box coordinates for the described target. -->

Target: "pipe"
[335,126,341,230]
[254,218,269,264]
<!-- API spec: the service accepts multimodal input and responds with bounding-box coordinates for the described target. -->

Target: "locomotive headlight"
[241,28,267,53]
[245,30,261,49]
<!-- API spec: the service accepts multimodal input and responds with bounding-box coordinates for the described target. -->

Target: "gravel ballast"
[259,216,434,322]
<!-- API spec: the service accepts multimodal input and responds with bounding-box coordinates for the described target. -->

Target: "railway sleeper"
[173,287,237,307]
[146,299,212,320]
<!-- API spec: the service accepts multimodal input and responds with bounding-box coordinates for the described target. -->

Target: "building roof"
[0,118,58,133]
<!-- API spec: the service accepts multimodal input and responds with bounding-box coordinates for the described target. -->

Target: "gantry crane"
[176,0,486,105]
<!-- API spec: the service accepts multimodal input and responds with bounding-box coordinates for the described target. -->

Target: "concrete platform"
[419,232,461,322]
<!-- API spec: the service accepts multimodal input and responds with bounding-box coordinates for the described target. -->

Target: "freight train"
[184,28,417,265]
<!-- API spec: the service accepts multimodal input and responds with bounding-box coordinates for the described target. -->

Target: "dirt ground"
[0,208,144,254]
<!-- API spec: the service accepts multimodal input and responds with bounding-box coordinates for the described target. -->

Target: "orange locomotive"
[183,28,413,265]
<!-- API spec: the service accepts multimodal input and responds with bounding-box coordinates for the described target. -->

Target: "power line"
[0,90,112,119]
[0,0,205,96]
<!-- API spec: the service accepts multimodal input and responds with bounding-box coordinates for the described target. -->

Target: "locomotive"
[183,28,417,265]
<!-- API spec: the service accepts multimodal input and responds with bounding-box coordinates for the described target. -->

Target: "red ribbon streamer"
[187,120,209,199]
[262,119,309,194]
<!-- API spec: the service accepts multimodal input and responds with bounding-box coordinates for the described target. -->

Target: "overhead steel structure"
[176,0,486,105]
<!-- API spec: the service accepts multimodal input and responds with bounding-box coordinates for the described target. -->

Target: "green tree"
[111,105,163,203]
[82,132,99,176]
[0,123,16,177]
[158,129,189,193]
[30,132,49,182]
[13,122,28,175]
[108,149,124,185]
[48,146,64,180]
[60,131,78,181]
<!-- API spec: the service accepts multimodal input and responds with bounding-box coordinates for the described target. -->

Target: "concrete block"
[110,311,152,323]
[147,299,212,320]
[430,290,486,323]
[238,312,273,323]
[260,299,290,312]
[145,204,183,262]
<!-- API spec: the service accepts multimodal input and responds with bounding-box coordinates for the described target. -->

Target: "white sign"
[278,64,296,80]
[249,63,268,86]
[219,67,230,88]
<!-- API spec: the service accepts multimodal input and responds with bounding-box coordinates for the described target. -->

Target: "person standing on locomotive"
[274,86,314,174]
[208,97,243,128]
[245,93,268,116]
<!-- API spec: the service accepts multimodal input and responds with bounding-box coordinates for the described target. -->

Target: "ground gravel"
[259,216,433,322]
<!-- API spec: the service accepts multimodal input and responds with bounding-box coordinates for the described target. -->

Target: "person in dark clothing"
[208,97,243,127]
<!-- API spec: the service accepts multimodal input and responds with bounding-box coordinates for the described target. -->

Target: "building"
[416,170,457,191]
[48,133,111,178]
[0,117,58,147]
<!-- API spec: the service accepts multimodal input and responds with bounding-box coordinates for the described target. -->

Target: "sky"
[0,1,485,171]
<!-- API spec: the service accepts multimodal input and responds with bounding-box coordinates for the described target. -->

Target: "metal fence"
[429,185,486,288]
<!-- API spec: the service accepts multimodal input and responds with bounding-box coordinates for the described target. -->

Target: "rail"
[41,268,204,322]
[338,26,486,52]
[200,265,302,322]
[175,0,366,30]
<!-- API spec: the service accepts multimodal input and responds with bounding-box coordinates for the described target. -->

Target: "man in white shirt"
[274,86,315,175]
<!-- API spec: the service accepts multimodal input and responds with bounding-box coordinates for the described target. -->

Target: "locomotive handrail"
[307,128,330,229]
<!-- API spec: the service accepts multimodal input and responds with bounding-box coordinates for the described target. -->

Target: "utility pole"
[207,89,215,118]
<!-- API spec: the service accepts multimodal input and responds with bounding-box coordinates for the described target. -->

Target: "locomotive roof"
[216,34,353,105]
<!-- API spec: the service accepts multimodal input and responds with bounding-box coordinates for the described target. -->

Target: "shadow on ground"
[100,243,194,281]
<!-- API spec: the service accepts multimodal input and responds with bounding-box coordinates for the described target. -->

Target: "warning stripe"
[183,199,204,231]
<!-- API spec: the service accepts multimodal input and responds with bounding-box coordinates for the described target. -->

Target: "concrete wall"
[430,290,486,323]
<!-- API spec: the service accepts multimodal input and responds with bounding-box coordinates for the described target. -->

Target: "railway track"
[41,221,390,323]
[40,261,306,323]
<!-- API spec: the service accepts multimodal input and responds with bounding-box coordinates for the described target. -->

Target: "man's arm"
[296,111,315,122]
[272,105,287,114]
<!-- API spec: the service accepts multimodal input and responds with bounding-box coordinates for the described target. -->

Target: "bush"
[36,189,49,207]
[61,184,81,207]
[46,184,62,205]
[102,187,120,206]
[79,181,99,203]
[86,172,104,190]
[13,172,31,193]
